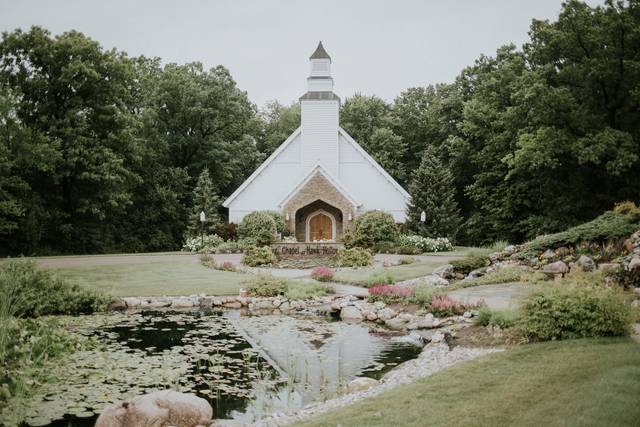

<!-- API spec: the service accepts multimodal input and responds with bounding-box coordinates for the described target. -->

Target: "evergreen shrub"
[354,211,399,247]
[335,247,373,267]
[237,211,278,246]
[243,246,277,267]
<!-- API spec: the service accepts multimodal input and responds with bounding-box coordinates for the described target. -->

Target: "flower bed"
[311,266,335,282]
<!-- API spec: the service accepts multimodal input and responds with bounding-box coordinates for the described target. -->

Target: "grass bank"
[56,261,249,297]
[300,338,640,427]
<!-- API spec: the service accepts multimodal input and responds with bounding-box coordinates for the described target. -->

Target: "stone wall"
[282,172,356,241]
[271,242,344,259]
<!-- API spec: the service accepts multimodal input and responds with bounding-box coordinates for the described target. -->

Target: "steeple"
[310,41,331,61]
[306,41,335,92]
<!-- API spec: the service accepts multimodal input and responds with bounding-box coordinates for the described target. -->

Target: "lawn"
[300,338,640,427]
[55,261,249,297]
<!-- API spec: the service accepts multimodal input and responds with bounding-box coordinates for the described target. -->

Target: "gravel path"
[244,344,501,427]
[447,282,539,310]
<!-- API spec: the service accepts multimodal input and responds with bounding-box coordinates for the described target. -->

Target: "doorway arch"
[306,210,336,241]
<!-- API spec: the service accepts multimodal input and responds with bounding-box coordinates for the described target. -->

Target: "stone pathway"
[446,282,538,310]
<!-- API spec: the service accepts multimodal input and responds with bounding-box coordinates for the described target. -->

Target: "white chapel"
[223,42,409,242]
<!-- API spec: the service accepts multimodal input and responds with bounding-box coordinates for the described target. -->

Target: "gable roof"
[278,162,361,208]
[222,127,301,207]
[338,127,411,199]
[222,126,410,208]
[310,41,331,61]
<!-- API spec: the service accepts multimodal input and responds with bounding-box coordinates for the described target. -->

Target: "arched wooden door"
[308,212,334,241]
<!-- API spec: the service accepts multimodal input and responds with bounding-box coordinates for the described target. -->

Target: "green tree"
[258,101,300,155]
[407,146,461,241]
[187,168,221,237]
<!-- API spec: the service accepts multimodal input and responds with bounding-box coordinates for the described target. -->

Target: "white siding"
[228,134,303,223]
[338,134,408,222]
[300,100,339,175]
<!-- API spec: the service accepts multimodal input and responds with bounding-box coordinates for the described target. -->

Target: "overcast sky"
[1,0,603,108]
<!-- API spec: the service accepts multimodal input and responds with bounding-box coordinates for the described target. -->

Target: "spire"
[310,41,331,61]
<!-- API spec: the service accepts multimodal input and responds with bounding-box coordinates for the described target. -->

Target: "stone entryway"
[308,211,334,241]
[294,200,342,242]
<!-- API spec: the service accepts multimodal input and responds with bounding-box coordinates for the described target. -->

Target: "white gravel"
[249,344,502,426]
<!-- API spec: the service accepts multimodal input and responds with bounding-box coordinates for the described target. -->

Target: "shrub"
[354,211,399,247]
[214,240,244,254]
[182,234,224,252]
[450,254,489,275]
[359,274,396,288]
[488,240,510,252]
[243,245,278,267]
[335,247,373,267]
[475,307,519,329]
[338,229,356,248]
[457,266,546,288]
[613,200,640,220]
[237,211,278,246]
[399,257,416,265]
[409,284,441,306]
[518,210,640,259]
[368,284,414,304]
[398,235,453,253]
[427,295,484,317]
[244,274,288,297]
[519,282,632,341]
[217,261,236,272]
[284,282,334,300]
[311,266,335,282]
[0,260,111,318]
[264,211,287,234]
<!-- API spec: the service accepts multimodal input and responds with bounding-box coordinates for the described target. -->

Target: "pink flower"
[311,266,335,281]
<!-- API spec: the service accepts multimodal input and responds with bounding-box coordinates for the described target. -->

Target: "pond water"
[8,310,421,427]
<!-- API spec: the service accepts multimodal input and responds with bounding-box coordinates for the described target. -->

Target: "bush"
[243,245,278,267]
[354,211,399,247]
[409,284,441,306]
[450,255,490,275]
[263,211,287,234]
[182,234,224,252]
[244,274,288,297]
[398,235,454,253]
[310,266,335,282]
[335,247,373,267]
[217,261,236,272]
[359,274,396,288]
[613,201,640,220]
[368,284,414,304]
[338,229,356,248]
[0,260,111,318]
[399,257,416,265]
[475,307,519,329]
[284,282,334,300]
[214,240,244,254]
[237,211,278,246]
[519,282,632,341]
[518,210,640,259]
[427,295,484,317]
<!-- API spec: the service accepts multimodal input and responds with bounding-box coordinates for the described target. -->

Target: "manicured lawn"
[300,338,640,427]
[335,259,455,284]
[56,261,249,297]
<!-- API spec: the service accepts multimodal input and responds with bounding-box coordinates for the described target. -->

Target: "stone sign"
[271,242,344,259]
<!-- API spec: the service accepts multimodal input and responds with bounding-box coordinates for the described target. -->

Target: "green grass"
[56,261,249,297]
[334,259,447,285]
[300,338,640,427]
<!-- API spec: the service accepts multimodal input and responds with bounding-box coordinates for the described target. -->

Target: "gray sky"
[0,0,603,108]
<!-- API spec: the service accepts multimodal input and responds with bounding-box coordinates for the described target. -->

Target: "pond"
[6,310,422,427]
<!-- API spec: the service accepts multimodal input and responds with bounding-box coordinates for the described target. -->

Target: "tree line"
[1,0,639,255]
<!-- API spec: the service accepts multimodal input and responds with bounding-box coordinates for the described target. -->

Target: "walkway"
[446,282,538,310]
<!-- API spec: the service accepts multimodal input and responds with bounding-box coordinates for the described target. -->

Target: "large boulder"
[628,255,640,271]
[575,255,595,272]
[542,249,556,260]
[432,264,454,279]
[95,390,213,427]
[340,305,364,320]
[377,307,397,321]
[542,260,569,275]
[347,377,379,393]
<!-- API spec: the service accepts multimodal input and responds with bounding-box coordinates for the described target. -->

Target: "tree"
[187,169,221,237]
[407,146,461,241]
[258,101,300,155]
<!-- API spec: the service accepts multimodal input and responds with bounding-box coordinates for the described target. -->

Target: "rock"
[95,390,213,427]
[463,311,473,319]
[365,311,378,321]
[377,307,396,321]
[279,301,291,312]
[575,255,596,272]
[347,377,379,393]
[390,331,425,347]
[623,239,636,253]
[542,249,556,260]
[598,262,620,272]
[542,260,569,275]
[340,306,363,320]
[385,317,408,331]
[409,313,436,330]
[122,297,142,308]
[171,297,195,308]
[423,275,449,286]
[108,299,127,311]
[431,331,446,343]
[467,267,488,279]
[503,245,517,255]
[223,301,242,309]
[432,264,454,278]
[431,331,455,350]
[628,255,640,271]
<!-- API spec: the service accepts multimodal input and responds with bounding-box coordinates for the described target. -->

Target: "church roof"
[310,41,331,60]
[299,91,340,101]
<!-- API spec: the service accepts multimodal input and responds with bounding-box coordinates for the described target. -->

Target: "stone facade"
[281,172,356,241]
